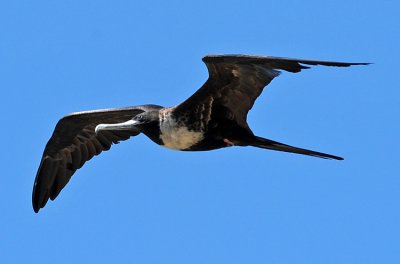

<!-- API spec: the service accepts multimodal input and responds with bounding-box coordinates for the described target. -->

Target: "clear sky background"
[1,1,398,263]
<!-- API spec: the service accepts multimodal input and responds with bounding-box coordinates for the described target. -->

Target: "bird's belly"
[160,126,203,150]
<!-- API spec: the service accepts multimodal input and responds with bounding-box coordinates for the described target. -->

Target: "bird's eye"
[135,115,143,121]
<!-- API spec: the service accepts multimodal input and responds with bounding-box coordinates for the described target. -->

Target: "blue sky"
[1,1,399,263]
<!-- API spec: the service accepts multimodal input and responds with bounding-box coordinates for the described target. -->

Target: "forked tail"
[250,136,343,160]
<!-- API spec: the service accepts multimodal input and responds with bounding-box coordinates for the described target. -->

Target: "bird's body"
[158,106,248,151]
[33,54,368,212]
[159,107,206,150]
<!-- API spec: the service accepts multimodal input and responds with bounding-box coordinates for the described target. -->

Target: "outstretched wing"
[176,54,368,127]
[33,105,160,213]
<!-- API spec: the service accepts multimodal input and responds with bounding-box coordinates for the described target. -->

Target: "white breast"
[159,112,203,150]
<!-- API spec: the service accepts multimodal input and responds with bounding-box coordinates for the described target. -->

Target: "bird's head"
[95,110,160,134]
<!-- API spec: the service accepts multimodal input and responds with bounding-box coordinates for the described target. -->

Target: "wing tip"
[33,203,41,213]
[318,153,344,160]
[32,189,48,213]
[32,156,55,213]
[202,54,371,69]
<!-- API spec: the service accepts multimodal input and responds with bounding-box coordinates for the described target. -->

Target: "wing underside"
[32,105,162,213]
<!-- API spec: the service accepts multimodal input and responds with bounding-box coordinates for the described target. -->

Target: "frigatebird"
[32,54,368,212]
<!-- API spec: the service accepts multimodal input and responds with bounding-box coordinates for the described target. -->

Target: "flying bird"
[32,54,368,212]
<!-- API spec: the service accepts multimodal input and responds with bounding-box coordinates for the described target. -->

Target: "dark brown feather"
[177,55,368,128]
[32,105,160,213]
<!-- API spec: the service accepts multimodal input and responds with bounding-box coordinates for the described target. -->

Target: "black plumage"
[32,54,368,212]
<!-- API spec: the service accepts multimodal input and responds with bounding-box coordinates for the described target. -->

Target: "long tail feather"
[250,136,343,160]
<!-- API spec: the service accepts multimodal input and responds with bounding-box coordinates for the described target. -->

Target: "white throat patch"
[159,110,203,150]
